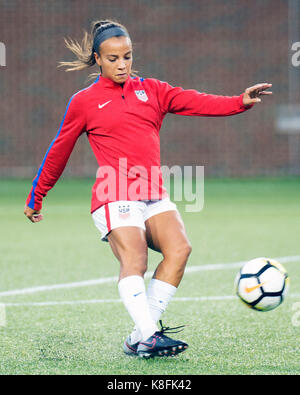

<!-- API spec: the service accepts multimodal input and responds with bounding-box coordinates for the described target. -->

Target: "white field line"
[0,276,119,297]
[3,293,300,307]
[0,255,299,298]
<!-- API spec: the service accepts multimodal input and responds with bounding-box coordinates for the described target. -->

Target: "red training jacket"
[26,74,253,213]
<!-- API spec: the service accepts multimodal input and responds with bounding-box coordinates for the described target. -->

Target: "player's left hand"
[24,205,44,223]
[243,83,272,106]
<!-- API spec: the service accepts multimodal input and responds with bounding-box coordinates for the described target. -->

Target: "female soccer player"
[24,20,272,359]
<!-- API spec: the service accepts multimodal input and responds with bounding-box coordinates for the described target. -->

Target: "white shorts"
[92,198,177,242]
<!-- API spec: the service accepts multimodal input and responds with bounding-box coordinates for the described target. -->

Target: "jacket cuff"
[26,194,42,211]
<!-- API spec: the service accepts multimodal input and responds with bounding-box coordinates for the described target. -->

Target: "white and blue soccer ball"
[235,257,289,311]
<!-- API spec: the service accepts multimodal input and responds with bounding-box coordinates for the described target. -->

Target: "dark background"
[1,0,299,178]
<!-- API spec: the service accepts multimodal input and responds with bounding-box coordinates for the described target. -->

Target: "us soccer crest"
[118,204,130,219]
[135,90,148,102]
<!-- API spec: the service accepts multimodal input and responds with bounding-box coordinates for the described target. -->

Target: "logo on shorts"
[119,204,130,219]
[135,90,148,102]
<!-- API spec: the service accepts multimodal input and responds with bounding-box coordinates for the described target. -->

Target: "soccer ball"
[235,257,289,311]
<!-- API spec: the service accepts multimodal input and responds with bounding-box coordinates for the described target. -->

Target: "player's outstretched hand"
[243,83,272,106]
[24,205,44,223]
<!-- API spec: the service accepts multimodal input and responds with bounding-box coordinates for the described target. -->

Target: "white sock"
[118,275,158,341]
[129,278,177,344]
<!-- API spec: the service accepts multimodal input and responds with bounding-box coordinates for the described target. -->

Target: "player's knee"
[176,241,192,261]
[166,241,192,264]
[183,242,192,259]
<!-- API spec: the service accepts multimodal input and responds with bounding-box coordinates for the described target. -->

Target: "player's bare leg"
[145,210,192,287]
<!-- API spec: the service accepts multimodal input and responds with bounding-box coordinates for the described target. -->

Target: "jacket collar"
[96,74,134,90]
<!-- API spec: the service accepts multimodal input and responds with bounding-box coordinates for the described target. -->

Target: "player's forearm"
[169,90,253,117]
[166,82,272,115]
[26,153,69,210]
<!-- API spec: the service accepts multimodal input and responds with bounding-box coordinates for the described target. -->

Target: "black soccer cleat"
[137,321,188,359]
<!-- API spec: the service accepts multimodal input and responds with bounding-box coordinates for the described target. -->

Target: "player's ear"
[94,52,101,67]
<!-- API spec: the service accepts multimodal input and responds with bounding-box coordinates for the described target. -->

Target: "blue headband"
[93,26,129,55]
